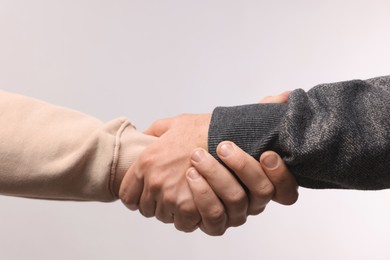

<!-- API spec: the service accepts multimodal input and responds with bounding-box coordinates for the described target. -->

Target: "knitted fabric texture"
[208,76,390,189]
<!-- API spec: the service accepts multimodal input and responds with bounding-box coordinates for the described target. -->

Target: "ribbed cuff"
[208,103,288,162]
[110,121,158,198]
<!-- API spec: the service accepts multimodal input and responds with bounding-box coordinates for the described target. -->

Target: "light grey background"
[1,1,390,259]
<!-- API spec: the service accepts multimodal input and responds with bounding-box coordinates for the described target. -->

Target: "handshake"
[2,76,388,237]
[118,92,298,236]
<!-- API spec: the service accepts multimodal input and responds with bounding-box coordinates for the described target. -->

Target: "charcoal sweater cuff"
[208,76,390,190]
[208,103,288,163]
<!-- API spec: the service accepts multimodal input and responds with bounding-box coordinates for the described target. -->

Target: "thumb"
[144,118,174,137]
[259,91,291,104]
[260,151,299,205]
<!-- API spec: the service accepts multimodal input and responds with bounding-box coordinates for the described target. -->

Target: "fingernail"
[262,154,278,169]
[219,142,234,157]
[188,169,200,179]
[192,150,205,163]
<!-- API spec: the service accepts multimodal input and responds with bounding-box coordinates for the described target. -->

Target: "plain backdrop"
[1,1,390,259]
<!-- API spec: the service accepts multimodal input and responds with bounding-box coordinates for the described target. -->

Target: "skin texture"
[119,92,298,236]
[120,114,210,231]
[187,143,298,235]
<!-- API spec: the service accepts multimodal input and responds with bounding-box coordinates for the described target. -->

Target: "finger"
[138,186,157,218]
[186,167,227,236]
[155,197,175,224]
[217,141,275,216]
[137,169,168,218]
[119,163,144,211]
[144,118,174,137]
[191,149,247,227]
[260,151,299,205]
[172,193,201,233]
[259,91,291,104]
[154,182,201,232]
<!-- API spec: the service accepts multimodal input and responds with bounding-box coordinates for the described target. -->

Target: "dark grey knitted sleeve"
[208,75,390,190]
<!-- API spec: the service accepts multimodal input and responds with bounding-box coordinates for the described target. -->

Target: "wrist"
[112,126,158,197]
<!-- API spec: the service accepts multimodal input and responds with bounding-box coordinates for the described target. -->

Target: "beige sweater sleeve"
[0,91,157,202]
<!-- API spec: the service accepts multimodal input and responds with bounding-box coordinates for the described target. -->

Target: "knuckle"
[207,161,221,176]
[226,189,247,206]
[155,213,173,224]
[161,194,176,207]
[133,170,144,182]
[254,182,275,199]
[229,216,247,227]
[119,190,138,209]
[177,202,200,225]
[230,156,246,172]
[118,189,129,203]
[178,203,197,218]
[157,217,171,224]
[167,198,201,232]
[206,206,226,224]
[174,217,200,233]
[197,186,212,198]
[235,155,246,171]
[176,224,198,233]
[198,162,218,180]
[148,175,164,192]
[139,208,155,218]
[174,217,199,233]
[199,224,226,237]
[248,206,266,216]
[119,193,133,206]
[180,217,200,230]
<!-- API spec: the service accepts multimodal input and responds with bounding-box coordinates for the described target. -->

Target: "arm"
[0,91,156,201]
[209,75,390,189]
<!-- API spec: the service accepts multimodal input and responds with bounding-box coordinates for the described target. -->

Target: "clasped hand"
[119,92,298,236]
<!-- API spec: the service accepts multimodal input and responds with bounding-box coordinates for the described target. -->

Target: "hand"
[119,113,211,231]
[184,91,297,235]
[119,91,296,235]
[186,142,298,235]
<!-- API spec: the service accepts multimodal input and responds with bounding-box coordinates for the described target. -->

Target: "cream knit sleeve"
[0,91,157,202]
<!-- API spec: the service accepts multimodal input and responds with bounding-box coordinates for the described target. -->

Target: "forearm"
[209,75,390,189]
[0,91,157,201]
